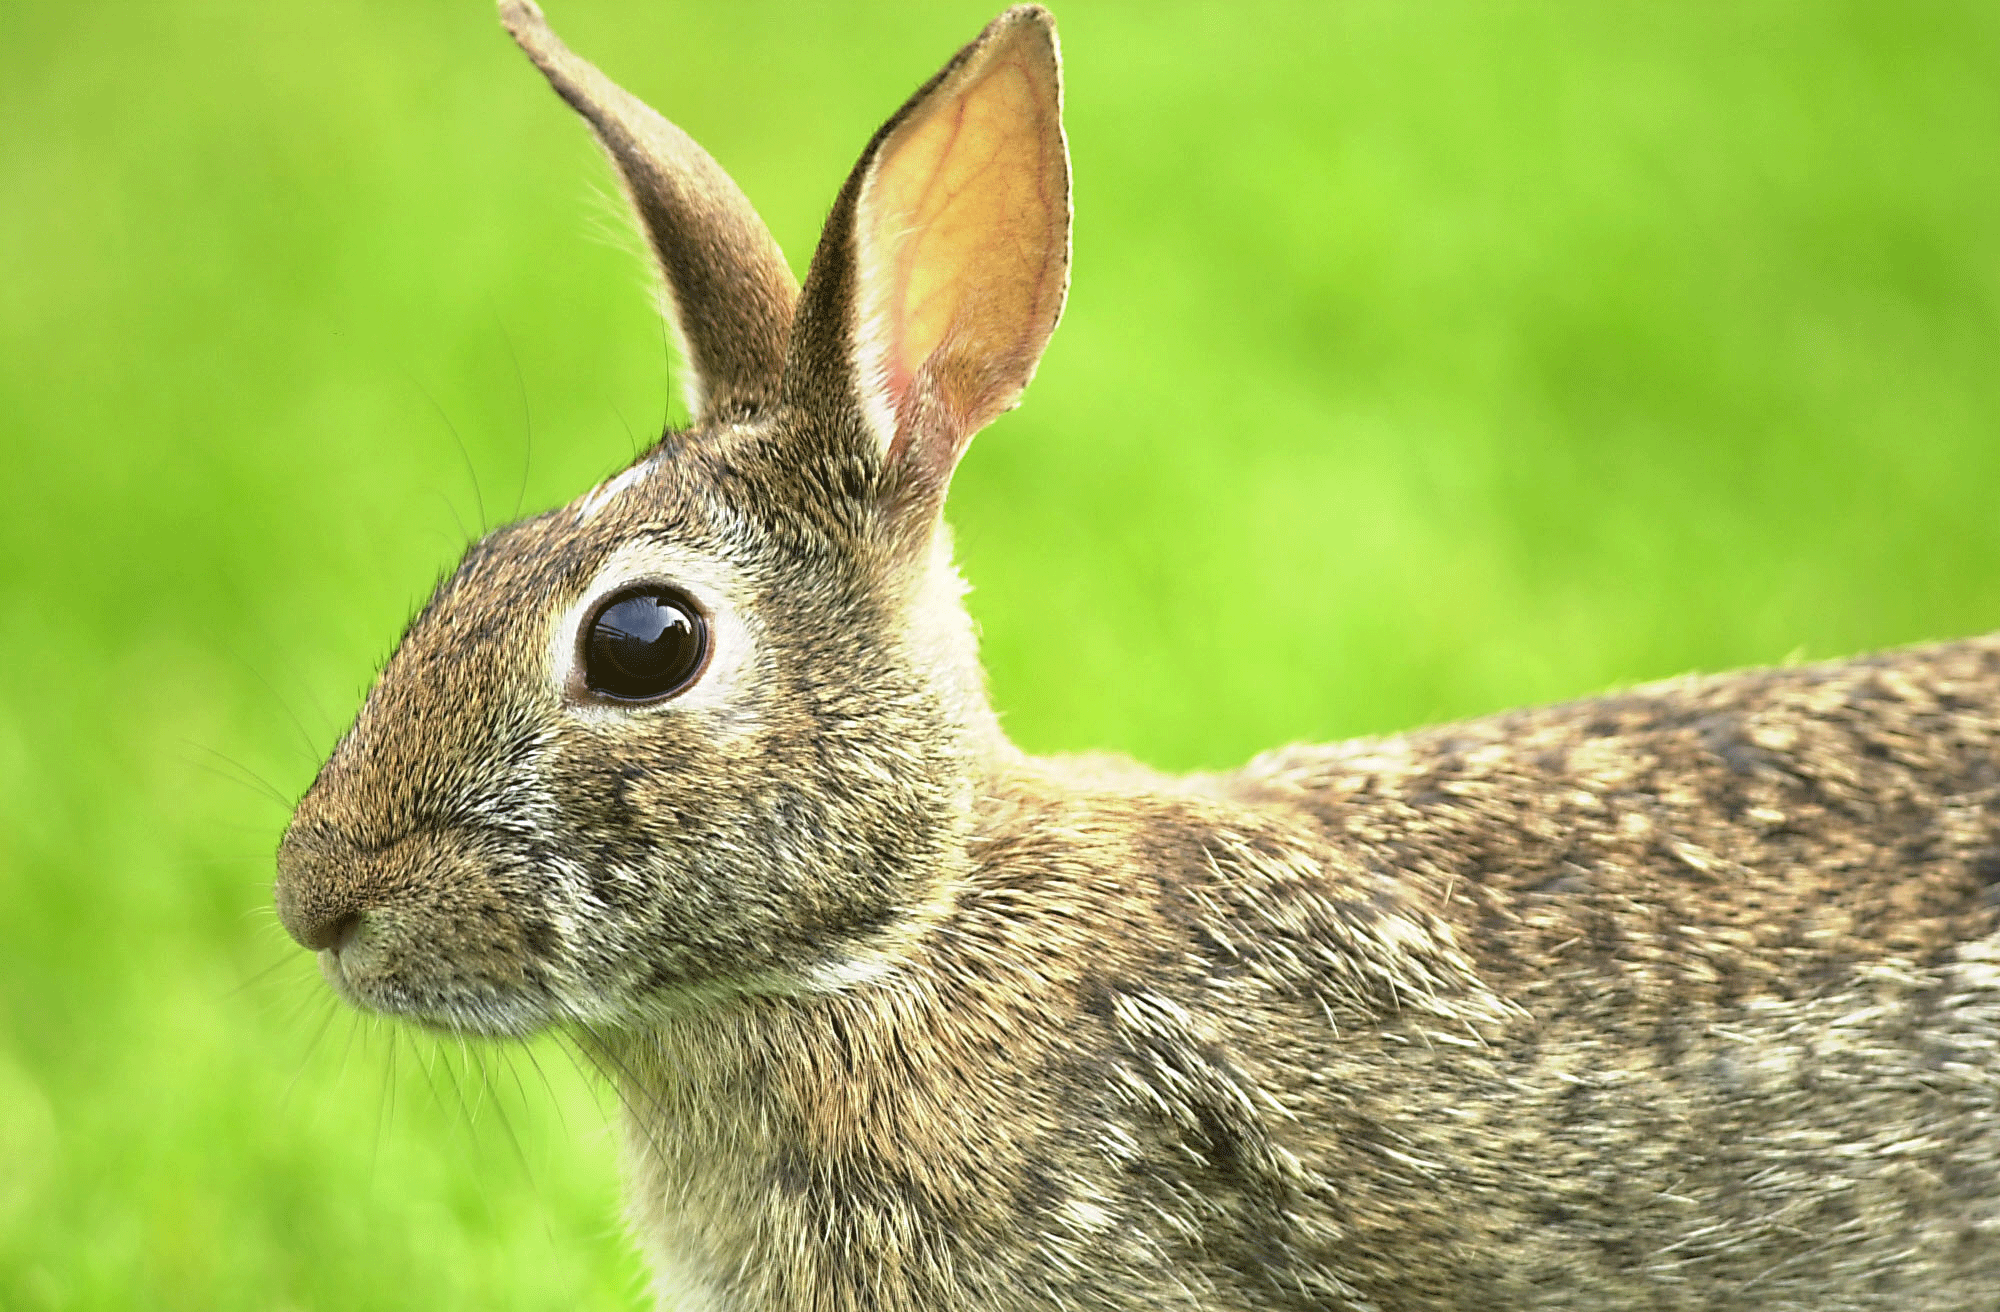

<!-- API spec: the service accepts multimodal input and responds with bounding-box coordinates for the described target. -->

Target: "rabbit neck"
[592,768,1411,1311]
[902,525,1017,770]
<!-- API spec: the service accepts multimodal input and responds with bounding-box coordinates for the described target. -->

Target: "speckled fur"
[275,6,2000,1309]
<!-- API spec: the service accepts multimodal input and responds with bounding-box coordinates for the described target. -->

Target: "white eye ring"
[550,541,759,729]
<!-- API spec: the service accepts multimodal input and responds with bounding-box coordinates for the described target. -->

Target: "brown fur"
[274,5,2000,1309]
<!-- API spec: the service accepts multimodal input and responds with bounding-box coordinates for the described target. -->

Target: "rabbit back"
[1215,632,2000,1304]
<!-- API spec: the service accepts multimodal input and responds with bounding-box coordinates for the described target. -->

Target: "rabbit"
[273,2,2000,1309]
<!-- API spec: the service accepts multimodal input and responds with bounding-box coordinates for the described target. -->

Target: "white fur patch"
[642,1247,731,1312]
[848,183,905,464]
[572,455,660,525]
[1059,1197,1114,1232]
[803,952,898,992]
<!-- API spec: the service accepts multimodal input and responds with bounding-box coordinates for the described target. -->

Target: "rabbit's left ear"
[502,0,799,425]
[785,6,1070,525]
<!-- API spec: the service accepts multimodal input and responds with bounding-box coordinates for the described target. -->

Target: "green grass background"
[4,0,1998,1306]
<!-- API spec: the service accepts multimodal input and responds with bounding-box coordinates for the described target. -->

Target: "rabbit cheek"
[540,710,944,999]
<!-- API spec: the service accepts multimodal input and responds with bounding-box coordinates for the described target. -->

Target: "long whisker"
[570,1024,678,1170]
[222,645,329,768]
[226,952,304,1000]
[611,403,642,462]
[405,369,490,535]
[472,1043,536,1185]
[495,314,534,519]
[186,742,295,812]
[282,994,346,1111]
[373,1024,399,1186]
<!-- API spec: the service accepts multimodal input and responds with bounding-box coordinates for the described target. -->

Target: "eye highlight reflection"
[583,586,708,702]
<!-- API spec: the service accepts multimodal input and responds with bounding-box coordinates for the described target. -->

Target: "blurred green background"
[4,0,1997,1306]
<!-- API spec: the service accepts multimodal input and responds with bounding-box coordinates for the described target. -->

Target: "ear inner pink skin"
[854,18,1068,490]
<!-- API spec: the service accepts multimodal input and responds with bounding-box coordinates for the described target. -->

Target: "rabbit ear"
[500,1,798,424]
[784,6,1070,523]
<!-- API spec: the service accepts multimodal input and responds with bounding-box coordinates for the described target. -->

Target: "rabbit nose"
[292,907,363,953]
[274,829,371,952]
[274,865,366,952]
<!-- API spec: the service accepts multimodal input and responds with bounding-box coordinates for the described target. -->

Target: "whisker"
[432,489,474,550]
[570,1024,677,1170]
[223,645,328,768]
[494,314,534,519]
[475,1045,537,1188]
[611,403,642,461]
[404,368,490,535]
[281,993,345,1111]
[373,1025,399,1186]
[185,742,295,812]
[225,952,304,1000]
[517,1040,569,1140]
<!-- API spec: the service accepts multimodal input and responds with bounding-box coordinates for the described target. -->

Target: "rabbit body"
[273,4,2000,1309]
[606,640,2000,1312]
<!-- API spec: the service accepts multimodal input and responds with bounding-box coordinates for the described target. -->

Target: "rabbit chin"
[316,924,568,1038]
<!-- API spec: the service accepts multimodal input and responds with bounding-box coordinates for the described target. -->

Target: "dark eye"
[583,586,708,701]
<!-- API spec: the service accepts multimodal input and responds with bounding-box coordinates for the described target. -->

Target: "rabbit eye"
[583,587,708,701]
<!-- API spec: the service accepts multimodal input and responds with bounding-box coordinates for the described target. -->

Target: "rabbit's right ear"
[784,6,1070,536]
[501,1,798,424]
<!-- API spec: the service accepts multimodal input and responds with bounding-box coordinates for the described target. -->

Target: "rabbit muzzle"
[275,820,554,1034]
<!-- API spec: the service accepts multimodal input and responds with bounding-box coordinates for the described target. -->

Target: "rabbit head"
[273,2,1069,1037]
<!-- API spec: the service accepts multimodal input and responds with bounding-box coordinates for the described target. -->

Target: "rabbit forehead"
[570,419,886,553]
[570,450,664,526]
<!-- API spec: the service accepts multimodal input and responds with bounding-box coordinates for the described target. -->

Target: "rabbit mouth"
[312,908,563,1038]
